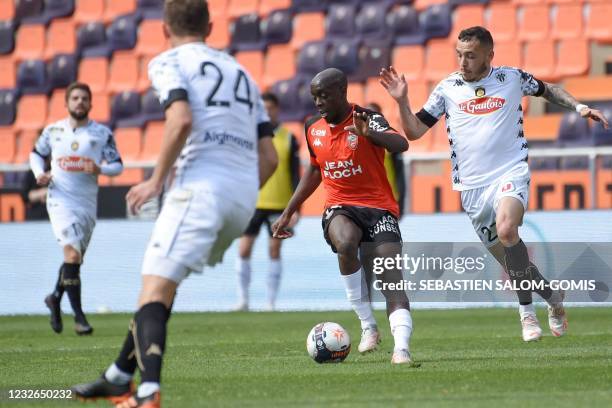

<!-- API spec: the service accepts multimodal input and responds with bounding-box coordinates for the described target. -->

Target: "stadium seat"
[134,19,167,57]
[413,0,447,12]
[141,121,164,160]
[261,9,292,46]
[347,82,365,106]
[425,39,457,82]
[108,15,139,53]
[557,111,590,146]
[78,57,108,93]
[103,0,136,24]
[290,0,327,13]
[392,45,425,81]
[421,4,452,41]
[560,156,589,170]
[0,0,14,20]
[355,2,391,41]
[13,130,39,163]
[108,52,139,93]
[47,88,66,123]
[136,55,153,92]
[17,59,47,94]
[0,20,15,55]
[77,22,110,58]
[352,39,392,82]
[90,92,110,124]
[228,0,259,19]
[517,4,550,42]
[407,80,429,113]
[523,113,563,141]
[448,4,485,43]
[0,127,16,163]
[297,41,327,76]
[73,0,103,24]
[259,0,291,17]
[388,5,426,46]
[0,90,17,126]
[492,40,522,68]
[13,24,45,61]
[13,95,47,131]
[112,91,142,128]
[137,0,163,20]
[296,78,316,119]
[449,0,488,5]
[47,54,77,90]
[585,3,612,43]
[0,57,16,89]
[364,77,400,124]
[290,12,325,51]
[327,40,360,77]
[592,109,612,146]
[325,3,356,40]
[139,88,164,125]
[26,0,75,25]
[44,18,76,60]
[230,13,264,51]
[530,157,559,171]
[555,38,589,78]
[263,44,295,88]
[551,4,583,40]
[523,40,556,82]
[207,13,229,49]
[564,76,612,101]
[235,50,265,88]
[487,3,517,42]
[271,78,303,121]
[14,0,43,21]
[114,127,142,161]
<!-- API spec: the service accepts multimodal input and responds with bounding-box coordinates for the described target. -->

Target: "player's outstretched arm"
[272,164,322,239]
[380,66,429,141]
[258,136,279,188]
[541,82,609,129]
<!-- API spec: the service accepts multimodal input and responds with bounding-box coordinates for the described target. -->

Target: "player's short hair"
[164,0,210,37]
[458,26,494,49]
[65,82,92,102]
[262,92,279,106]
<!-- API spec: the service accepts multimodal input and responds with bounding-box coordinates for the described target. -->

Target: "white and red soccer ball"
[306,322,351,363]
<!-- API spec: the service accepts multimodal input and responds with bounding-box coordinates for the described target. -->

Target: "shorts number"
[200,62,253,112]
[480,222,498,243]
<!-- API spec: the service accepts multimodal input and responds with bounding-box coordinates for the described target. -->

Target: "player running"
[380,26,609,342]
[71,0,278,406]
[272,68,416,365]
[30,82,123,335]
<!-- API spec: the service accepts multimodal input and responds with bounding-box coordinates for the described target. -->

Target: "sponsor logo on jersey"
[475,87,486,97]
[501,182,514,193]
[458,97,505,115]
[347,133,358,150]
[57,156,93,171]
[71,141,79,151]
[313,138,322,147]
[323,160,363,179]
[310,128,327,137]
[368,214,400,239]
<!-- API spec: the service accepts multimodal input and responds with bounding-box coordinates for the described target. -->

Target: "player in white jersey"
[380,26,609,342]
[29,82,123,336]
[72,1,278,406]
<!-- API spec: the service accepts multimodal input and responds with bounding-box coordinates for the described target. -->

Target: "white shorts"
[47,203,96,255]
[461,162,530,248]
[141,187,255,283]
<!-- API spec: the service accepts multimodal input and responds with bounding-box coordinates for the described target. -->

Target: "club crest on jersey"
[71,141,79,151]
[475,87,486,97]
[459,97,505,115]
[347,133,358,150]
[501,182,514,193]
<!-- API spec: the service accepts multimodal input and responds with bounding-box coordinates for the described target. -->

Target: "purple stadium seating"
[325,3,356,40]
[530,157,559,171]
[137,0,163,20]
[0,21,15,55]
[387,5,426,46]
[327,40,360,76]
[15,0,44,22]
[261,9,293,46]
[593,110,612,146]
[25,0,75,25]
[78,22,110,58]
[355,2,391,41]
[0,90,17,125]
[557,112,592,146]
[230,13,264,51]
[351,39,391,82]
[297,41,327,76]
[140,88,164,123]
[601,156,612,169]
[107,15,139,53]
[449,0,489,6]
[17,59,47,94]
[560,157,589,169]
[297,77,317,119]
[421,4,452,41]
[271,77,304,122]
[47,53,76,90]
[291,0,327,13]
[111,91,141,128]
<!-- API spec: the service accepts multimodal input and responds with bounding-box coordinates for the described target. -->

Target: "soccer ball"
[306,322,351,363]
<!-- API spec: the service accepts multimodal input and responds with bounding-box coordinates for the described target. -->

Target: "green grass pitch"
[1,307,611,407]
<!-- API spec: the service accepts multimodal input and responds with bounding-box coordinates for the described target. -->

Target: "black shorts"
[244,209,290,237]
[321,205,402,253]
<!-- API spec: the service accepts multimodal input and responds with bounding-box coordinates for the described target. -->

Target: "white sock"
[267,259,282,307]
[104,363,132,385]
[389,308,412,352]
[519,303,536,319]
[137,382,160,398]
[342,268,376,329]
[236,258,251,306]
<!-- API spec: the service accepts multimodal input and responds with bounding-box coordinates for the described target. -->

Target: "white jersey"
[34,118,121,213]
[419,66,544,191]
[148,42,269,199]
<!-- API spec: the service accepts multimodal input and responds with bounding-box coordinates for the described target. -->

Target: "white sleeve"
[148,54,189,109]
[517,69,545,97]
[421,83,446,120]
[29,152,46,178]
[33,127,52,157]
[100,161,123,176]
[101,130,122,163]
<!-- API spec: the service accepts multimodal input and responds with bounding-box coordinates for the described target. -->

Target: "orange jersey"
[305,105,400,217]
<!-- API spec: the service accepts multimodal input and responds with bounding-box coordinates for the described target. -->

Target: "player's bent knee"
[334,240,360,257]
[496,220,519,246]
[63,246,81,264]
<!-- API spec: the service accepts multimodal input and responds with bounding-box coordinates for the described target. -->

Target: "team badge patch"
[347,133,358,150]
[71,141,79,151]
[475,87,486,97]
[501,182,514,193]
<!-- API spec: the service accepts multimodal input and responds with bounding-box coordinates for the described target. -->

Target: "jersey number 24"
[201,61,253,113]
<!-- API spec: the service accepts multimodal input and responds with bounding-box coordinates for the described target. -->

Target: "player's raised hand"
[126,179,162,215]
[379,66,408,104]
[344,111,370,137]
[82,160,101,175]
[579,107,609,129]
[36,172,52,186]
[272,211,294,239]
